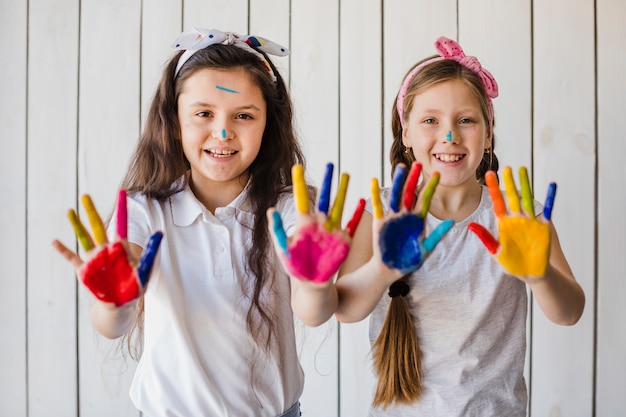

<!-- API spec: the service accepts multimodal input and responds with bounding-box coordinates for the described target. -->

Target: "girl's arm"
[524,222,585,326]
[335,212,402,323]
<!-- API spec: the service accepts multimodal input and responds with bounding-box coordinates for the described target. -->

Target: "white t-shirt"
[369,185,540,417]
[122,183,303,417]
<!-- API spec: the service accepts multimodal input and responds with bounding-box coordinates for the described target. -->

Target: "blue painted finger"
[422,219,454,252]
[137,231,164,287]
[318,163,334,214]
[389,165,408,213]
[272,211,289,256]
[379,214,425,274]
[543,182,557,221]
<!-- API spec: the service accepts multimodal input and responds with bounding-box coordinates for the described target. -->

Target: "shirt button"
[217,247,225,253]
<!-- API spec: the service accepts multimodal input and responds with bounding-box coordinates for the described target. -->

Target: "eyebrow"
[187,101,263,112]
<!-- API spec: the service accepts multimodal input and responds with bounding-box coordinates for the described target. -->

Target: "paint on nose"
[446,131,452,142]
[221,129,226,139]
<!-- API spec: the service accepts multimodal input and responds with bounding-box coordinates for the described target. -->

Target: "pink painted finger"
[485,171,506,218]
[346,198,366,237]
[117,189,128,240]
[468,222,499,254]
[284,223,350,283]
[403,162,422,210]
[78,242,140,306]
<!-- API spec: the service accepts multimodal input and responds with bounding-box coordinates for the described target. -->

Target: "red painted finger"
[346,198,366,237]
[403,162,422,210]
[468,222,500,254]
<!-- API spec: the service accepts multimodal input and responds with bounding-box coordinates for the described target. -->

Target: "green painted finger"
[420,172,440,218]
[519,167,534,216]
[67,209,95,251]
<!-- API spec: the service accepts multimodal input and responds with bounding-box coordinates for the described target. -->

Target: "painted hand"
[374,162,454,275]
[468,166,556,278]
[52,190,163,306]
[269,163,365,283]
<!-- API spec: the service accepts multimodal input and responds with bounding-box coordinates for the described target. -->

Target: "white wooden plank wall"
[1,0,624,416]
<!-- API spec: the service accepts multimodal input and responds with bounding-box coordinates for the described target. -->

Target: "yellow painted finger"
[485,171,506,218]
[67,209,95,251]
[519,167,534,216]
[371,178,384,219]
[292,164,309,214]
[81,195,107,245]
[420,172,440,218]
[503,167,521,214]
[328,173,349,230]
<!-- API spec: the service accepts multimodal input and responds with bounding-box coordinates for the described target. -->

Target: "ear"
[401,126,410,147]
[484,126,493,150]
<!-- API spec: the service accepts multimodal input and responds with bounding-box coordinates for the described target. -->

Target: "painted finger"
[468,222,499,254]
[519,167,534,216]
[371,178,384,219]
[420,172,440,218]
[117,189,128,240]
[389,165,408,213]
[346,198,366,237]
[292,164,310,214]
[67,209,95,251]
[485,171,506,218]
[317,163,334,214]
[328,173,349,231]
[422,219,454,252]
[403,162,422,210]
[51,239,84,269]
[503,167,521,214]
[543,182,557,221]
[81,195,107,245]
[271,211,289,256]
[137,231,164,287]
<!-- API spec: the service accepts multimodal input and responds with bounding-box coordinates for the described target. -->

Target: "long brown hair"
[120,43,305,357]
[371,57,499,408]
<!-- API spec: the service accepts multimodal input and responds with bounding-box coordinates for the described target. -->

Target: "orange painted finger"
[485,171,506,218]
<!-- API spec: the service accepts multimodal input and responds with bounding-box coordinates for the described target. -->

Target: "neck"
[189,174,248,213]
[422,180,482,222]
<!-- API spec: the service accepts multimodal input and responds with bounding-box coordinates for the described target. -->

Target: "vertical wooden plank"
[141,1,183,129]
[250,0,291,83]
[183,0,248,34]
[596,0,626,414]
[459,0,533,408]
[382,0,457,185]
[27,0,79,416]
[0,1,27,415]
[291,1,340,415]
[337,1,381,416]
[532,0,595,415]
[77,1,142,415]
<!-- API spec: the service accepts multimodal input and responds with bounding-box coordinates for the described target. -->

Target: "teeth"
[208,149,236,156]
[436,154,463,162]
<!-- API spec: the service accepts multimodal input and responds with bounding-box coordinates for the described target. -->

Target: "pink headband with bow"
[396,36,499,129]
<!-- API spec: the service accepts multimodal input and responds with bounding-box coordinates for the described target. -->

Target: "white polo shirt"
[123,183,303,417]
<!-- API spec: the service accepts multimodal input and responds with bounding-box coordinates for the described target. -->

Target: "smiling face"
[402,78,491,188]
[177,67,267,199]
